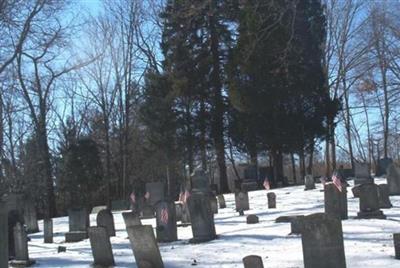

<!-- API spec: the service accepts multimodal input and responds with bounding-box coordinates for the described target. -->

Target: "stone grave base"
[65,231,88,242]
[356,210,386,219]
[189,234,218,244]
[9,259,36,267]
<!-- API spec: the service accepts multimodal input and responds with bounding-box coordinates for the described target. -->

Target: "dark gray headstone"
[23,202,39,234]
[210,195,218,214]
[301,213,346,268]
[127,225,164,268]
[111,200,130,211]
[324,183,348,220]
[181,202,191,224]
[235,191,249,212]
[88,226,115,267]
[0,201,8,268]
[376,158,393,177]
[241,181,258,192]
[44,219,53,244]
[8,209,23,259]
[190,169,209,192]
[377,184,392,208]
[145,182,165,206]
[290,215,305,234]
[387,164,400,195]
[351,185,360,198]
[140,203,155,219]
[267,192,276,209]
[155,201,177,242]
[175,202,183,222]
[357,183,386,219]
[65,208,89,242]
[187,191,216,243]
[96,209,116,237]
[243,255,264,268]
[354,162,370,178]
[394,233,400,260]
[122,212,142,229]
[246,214,259,224]
[217,195,226,209]
[304,175,315,190]
[9,222,35,266]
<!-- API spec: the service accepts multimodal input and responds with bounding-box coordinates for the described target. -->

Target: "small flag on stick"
[160,207,169,224]
[332,172,342,192]
[130,192,136,203]
[263,178,270,190]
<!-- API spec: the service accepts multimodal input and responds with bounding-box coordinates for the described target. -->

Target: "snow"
[28,178,400,267]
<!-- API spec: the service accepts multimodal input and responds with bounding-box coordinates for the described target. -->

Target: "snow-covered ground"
[28,178,400,267]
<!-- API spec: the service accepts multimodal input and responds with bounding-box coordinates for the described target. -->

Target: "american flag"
[263,178,270,190]
[144,191,150,200]
[332,172,342,192]
[183,190,191,204]
[160,207,169,224]
[130,192,136,203]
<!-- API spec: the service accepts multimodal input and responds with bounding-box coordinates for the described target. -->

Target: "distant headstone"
[235,191,249,212]
[267,192,276,209]
[0,201,8,268]
[122,212,142,229]
[140,203,155,219]
[8,210,23,259]
[324,183,348,220]
[210,195,218,214]
[301,213,346,268]
[243,255,264,268]
[191,169,209,192]
[96,209,116,237]
[394,233,400,260]
[88,226,115,267]
[351,185,360,198]
[91,205,107,214]
[241,165,258,191]
[155,201,177,242]
[145,182,165,206]
[127,225,164,268]
[111,200,130,211]
[23,202,39,234]
[377,184,392,209]
[65,208,89,242]
[357,183,386,219]
[44,219,53,243]
[354,162,373,185]
[290,216,305,235]
[9,222,35,266]
[387,164,400,195]
[217,195,226,209]
[376,158,393,177]
[175,202,183,222]
[246,214,259,224]
[304,175,315,190]
[338,168,354,180]
[187,191,216,243]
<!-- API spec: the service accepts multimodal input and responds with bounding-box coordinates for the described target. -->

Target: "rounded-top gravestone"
[96,209,116,237]
[267,192,276,209]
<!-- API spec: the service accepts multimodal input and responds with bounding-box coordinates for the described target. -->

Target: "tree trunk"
[291,152,297,184]
[343,79,354,169]
[306,141,314,175]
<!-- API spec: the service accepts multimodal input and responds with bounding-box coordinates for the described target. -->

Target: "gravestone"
[267,192,276,209]
[65,208,89,242]
[155,201,177,242]
[394,233,400,260]
[217,195,226,209]
[175,202,183,222]
[376,158,393,177]
[354,162,373,185]
[377,184,392,208]
[122,212,142,228]
[111,200,130,211]
[5,194,24,215]
[241,165,258,191]
[290,215,305,235]
[44,219,53,243]
[351,185,360,198]
[304,175,315,190]
[324,183,348,220]
[23,202,39,234]
[127,225,164,268]
[140,203,155,219]
[0,201,8,268]
[246,214,259,224]
[210,195,218,214]
[357,183,386,219]
[301,213,346,268]
[235,191,249,212]
[8,210,23,259]
[243,255,264,268]
[91,205,107,214]
[181,202,191,224]
[387,164,400,195]
[191,169,210,192]
[145,182,165,206]
[338,168,354,180]
[96,209,116,237]
[9,222,35,266]
[187,191,216,243]
[88,226,115,267]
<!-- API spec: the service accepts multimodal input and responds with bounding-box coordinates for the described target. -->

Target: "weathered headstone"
[301,213,346,268]
[267,192,276,209]
[140,203,155,219]
[290,215,305,235]
[127,225,164,268]
[187,191,216,243]
[351,185,360,198]
[354,162,373,185]
[357,183,386,219]
[394,233,400,260]
[0,201,8,268]
[23,202,39,234]
[155,201,177,242]
[376,158,393,177]
[8,210,23,259]
[191,169,210,192]
[88,226,115,267]
[217,195,226,209]
[243,255,264,268]
[377,184,392,209]
[324,183,348,220]
[122,212,142,228]
[304,175,315,190]
[235,191,249,212]
[175,202,183,222]
[9,222,35,266]
[210,195,218,214]
[241,165,258,191]
[181,202,191,224]
[111,200,130,211]
[96,209,116,237]
[145,182,165,206]
[387,164,400,195]
[65,208,89,242]
[246,214,259,224]
[44,218,53,244]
